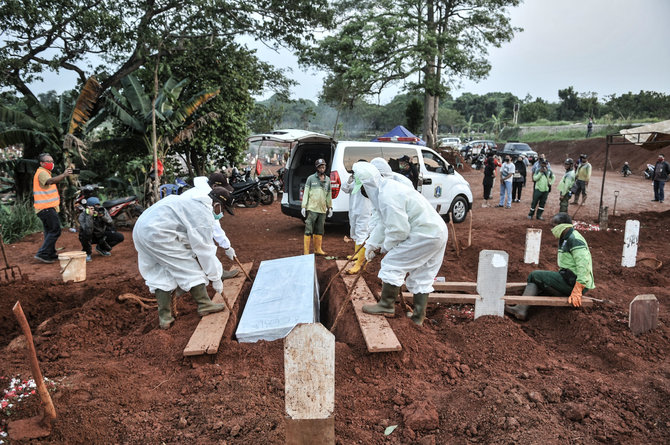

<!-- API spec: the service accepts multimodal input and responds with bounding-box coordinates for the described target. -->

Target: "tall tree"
[302,0,520,147]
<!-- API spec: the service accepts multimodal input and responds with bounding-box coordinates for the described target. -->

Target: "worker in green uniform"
[527,159,555,220]
[506,212,595,320]
[301,158,332,255]
[558,158,576,213]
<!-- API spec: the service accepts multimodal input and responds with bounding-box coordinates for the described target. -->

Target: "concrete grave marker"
[524,228,542,264]
[621,220,639,267]
[284,323,334,444]
[629,294,659,335]
[474,250,508,319]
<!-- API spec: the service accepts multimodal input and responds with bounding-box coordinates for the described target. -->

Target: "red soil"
[1,139,669,444]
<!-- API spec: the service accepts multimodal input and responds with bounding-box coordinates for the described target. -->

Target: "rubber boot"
[505,282,536,321]
[155,289,175,329]
[346,246,366,275]
[313,234,327,255]
[190,283,225,316]
[221,268,239,280]
[363,282,398,316]
[347,244,359,260]
[303,235,311,255]
[407,293,429,326]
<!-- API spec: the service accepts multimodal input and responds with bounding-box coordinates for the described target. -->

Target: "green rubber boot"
[190,283,225,316]
[362,282,398,316]
[407,292,429,325]
[155,289,175,329]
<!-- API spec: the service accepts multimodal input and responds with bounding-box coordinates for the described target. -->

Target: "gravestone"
[285,323,335,444]
[524,228,542,264]
[621,220,639,267]
[629,294,659,335]
[474,250,508,319]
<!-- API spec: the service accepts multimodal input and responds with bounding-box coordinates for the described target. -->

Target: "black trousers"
[512,181,524,200]
[79,230,124,255]
[36,207,61,260]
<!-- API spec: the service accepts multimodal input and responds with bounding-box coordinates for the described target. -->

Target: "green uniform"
[558,170,575,213]
[302,173,332,236]
[528,169,555,219]
[528,227,595,295]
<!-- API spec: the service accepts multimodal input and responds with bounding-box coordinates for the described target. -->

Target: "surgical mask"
[551,223,573,239]
[42,162,54,171]
[213,211,223,220]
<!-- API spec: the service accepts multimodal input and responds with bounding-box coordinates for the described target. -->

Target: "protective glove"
[568,281,585,307]
[327,208,333,218]
[301,208,306,218]
[212,279,224,294]
[364,245,378,262]
[347,174,354,184]
[224,247,235,261]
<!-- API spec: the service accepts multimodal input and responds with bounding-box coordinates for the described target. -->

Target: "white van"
[247,129,473,224]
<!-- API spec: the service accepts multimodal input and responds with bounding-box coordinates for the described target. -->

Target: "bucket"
[58,251,87,283]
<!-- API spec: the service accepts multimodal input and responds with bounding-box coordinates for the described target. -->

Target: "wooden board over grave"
[183,262,252,356]
[336,261,401,353]
[402,292,594,307]
[406,281,527,293]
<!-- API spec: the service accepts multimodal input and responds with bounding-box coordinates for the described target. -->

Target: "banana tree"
[0,78,102,222]
[90,74,219,203]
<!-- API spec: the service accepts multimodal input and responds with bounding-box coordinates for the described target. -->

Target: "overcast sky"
[29,0,670,104]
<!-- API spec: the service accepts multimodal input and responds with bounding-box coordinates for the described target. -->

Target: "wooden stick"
[449,220,460,257]
[571,202,584,220]
[329,262,367,332]
[233,256,252,282]
[12,301,57,428]
[468,210,473,247]
[320,242,367,302]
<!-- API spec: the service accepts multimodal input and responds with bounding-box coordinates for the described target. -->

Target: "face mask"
[213,211,223,220]
[42,162,54,171]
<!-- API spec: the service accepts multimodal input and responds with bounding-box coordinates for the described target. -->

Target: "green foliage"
[405,98,423,134]
[0,201,42,244]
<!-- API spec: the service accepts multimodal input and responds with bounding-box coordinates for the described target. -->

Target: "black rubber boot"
[407,292,429,325]
[363,282,398,316]
[190,284,225,316]
[155,289,175,329]
[505,282,537,321]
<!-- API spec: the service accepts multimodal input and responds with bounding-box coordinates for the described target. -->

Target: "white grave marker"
[524,228,542,264]
[621,220,639,267]
[474,250,508,319]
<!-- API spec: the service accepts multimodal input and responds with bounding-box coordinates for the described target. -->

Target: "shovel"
[0,227,23,283]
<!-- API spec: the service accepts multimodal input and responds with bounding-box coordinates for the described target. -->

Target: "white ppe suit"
[341,173,372,245]
[133,194,223,293]
[180,176,231,249]
[353,162,448,294]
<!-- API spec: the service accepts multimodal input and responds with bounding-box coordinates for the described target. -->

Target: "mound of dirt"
[1,138,668,443]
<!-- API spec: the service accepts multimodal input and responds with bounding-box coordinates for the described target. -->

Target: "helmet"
[564,158,574,165]
[580,153,588,159]
[85,197,100,206]
[315,158,327,168]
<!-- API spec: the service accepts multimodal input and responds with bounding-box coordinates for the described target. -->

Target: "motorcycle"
[257,174,284,205]
[644,164,655,180]
[230,167,262,207]
[74,184,144,227]
[471,154,485,170]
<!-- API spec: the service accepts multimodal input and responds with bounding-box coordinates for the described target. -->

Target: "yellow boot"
[347,244,359,260]
[346,246,366,274]
[313,234,327,255]
[303,235,311,255]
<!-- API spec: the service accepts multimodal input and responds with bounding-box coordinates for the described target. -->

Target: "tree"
[301,0,520,148]
[557,86,580,121]
[519,97,550,123]
[405,98,423,134]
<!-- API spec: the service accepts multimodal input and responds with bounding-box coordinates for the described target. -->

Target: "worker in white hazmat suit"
[341,168,373,274]
[133,187,233,329]
[370,157,413,187]
[353,161,448,325]
[181,172,239,279]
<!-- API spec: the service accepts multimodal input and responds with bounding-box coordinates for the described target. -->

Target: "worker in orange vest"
[33,153,72,263]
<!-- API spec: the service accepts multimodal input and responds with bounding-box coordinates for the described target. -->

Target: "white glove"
[225,247,235,261]
[301,208,306,218]
[212,279,224,294]
[327,208,333,218]
[365,247,377,262]
[347,174,354,184]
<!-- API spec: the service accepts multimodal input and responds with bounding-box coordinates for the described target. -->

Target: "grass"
[0,201,43,244]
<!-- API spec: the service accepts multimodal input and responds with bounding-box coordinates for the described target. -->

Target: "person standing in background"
[651,154,670,203]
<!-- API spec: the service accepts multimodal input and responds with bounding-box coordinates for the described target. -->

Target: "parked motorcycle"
[257,174,282,205]
[74,184,144,227]
[644,164,655,180]
[230,167,262,207]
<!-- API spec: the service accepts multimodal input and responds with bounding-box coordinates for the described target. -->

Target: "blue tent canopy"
[371,125,426,146]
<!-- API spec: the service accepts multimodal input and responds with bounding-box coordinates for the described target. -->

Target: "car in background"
[460,139,497,157]
[440,137,461,149]
[500,142,538,159]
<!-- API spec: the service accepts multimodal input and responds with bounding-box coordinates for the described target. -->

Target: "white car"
[247,129,473,224]
[440,137,461,149]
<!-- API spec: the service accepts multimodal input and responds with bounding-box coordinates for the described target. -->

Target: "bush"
[0,201,42,244]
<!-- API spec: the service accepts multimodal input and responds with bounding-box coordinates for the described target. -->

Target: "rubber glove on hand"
[225,247,235,261]
[327,208,333,218]
[364,245,377,262]
[212,279,224,294]
[301,208,306,218]
[568,281,585,307]
[347,174,354,184]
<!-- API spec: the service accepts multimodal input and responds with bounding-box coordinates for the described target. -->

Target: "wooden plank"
[407,281,527,293]
[402,292,594,307]
[336,261,401,353]
[183,262,253,356]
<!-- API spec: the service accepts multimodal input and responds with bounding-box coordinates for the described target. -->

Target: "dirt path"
[1,139,669,444]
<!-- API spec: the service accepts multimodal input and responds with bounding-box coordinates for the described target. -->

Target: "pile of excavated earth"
[1,137,668,444]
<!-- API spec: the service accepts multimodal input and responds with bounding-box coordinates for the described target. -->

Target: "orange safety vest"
[33,167,60,210]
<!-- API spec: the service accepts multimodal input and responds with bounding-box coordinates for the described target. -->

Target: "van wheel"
[450,196,468,223]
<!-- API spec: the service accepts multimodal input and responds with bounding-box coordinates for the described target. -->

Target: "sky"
[29,0,670,105]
